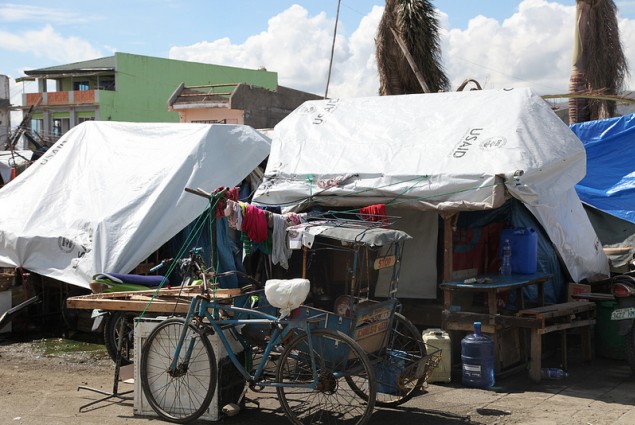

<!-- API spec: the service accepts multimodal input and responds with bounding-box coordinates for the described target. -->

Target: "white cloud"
[170,0,635,98]
[0,3,92,24]
[170,5,337,96]
[0,25,102,64]
[441,0,577,94]
[169,4,383,98]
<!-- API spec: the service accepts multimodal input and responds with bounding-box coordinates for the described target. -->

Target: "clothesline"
[221,198,391,270]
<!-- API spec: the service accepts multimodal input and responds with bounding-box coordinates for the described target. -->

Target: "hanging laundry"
[214,186,239,218]
[283,212,307,226]
[271,214,292,269]
[242,204,269,243]
[359,204,389,227]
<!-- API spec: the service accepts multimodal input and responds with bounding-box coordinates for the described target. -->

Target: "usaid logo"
[58,236,75,253]
[451,128,483,158]
[58,236,88,258]
[480,137,507,150]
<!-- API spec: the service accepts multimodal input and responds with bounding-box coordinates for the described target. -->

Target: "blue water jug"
[461,322,495,388]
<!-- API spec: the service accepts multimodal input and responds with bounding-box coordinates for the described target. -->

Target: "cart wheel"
[348,313,427,407]
[276,328,376,425]
[140,318,217,424]
[103,311,136,366]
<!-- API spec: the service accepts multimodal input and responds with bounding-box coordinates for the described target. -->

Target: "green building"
[17,52,283,141]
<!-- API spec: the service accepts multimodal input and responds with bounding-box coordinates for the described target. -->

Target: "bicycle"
[139,275,377,425]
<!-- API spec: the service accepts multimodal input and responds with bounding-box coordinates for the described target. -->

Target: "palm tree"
[376,0,450,95]
[568,0,628,123]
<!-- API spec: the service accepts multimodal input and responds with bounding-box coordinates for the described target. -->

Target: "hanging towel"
[359,204,388,227]
[272,213,292,269]
[242,205,269,243]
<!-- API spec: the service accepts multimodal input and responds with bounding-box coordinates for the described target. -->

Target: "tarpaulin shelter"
[0,121,271,289]
[571,113,635,270]
[253,88,609,300]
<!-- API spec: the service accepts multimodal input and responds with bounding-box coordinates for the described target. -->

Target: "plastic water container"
[461,322,495,388]
[422,329,451,383]
[500,227,538,274]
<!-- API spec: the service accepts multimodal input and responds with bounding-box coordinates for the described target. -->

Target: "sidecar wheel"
[103,311,136,365]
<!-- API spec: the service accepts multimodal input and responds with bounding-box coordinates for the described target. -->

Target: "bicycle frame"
[168,292,327,389]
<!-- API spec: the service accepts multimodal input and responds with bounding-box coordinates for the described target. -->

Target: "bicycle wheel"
[103,311,136,366]
[348,313,426,407]
[140,318,217,423]
[276,328,376,425]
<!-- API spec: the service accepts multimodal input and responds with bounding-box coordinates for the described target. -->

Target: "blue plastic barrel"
[461,322,495,388]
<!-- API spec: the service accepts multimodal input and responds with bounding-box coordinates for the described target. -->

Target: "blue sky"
[2,0,635,122]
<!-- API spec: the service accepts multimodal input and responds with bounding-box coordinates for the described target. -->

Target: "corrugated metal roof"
[24,56,116,76]
[169,84,239,108]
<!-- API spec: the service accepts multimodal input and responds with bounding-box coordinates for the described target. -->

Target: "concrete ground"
[233,352,635,425]
[2,335,635,425]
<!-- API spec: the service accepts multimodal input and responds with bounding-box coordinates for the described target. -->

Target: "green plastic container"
[595,301,626,360]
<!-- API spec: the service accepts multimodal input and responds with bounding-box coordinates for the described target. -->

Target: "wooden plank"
[518,301,595,319]
[540,319,596,335]
[66,297,192,313]
[66,286,242,312]
[442,311,540,329]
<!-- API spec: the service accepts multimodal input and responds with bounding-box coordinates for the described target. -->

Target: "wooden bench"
[518,301,596,382]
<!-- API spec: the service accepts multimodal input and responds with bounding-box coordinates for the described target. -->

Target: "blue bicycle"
[139,275,377,425]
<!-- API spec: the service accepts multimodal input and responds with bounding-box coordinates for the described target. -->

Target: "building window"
[97,79,115,90]
[52,118,70,138]
[73,81,90,91]
[31,119,43,135]
[78,117,95,123]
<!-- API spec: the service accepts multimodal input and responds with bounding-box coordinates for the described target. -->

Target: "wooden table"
[518,301,595,382]
[440,273,552,373]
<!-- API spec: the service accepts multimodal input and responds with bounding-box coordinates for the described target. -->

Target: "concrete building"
[18,52,317,142]
[167,82,320,128]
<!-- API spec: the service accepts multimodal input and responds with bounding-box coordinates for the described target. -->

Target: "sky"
[2,0,635,127]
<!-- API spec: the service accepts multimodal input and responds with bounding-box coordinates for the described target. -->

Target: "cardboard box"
[568,282,591,302]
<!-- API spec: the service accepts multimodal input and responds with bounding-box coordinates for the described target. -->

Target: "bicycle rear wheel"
[348,313,426,407]
[140,318,217,423]
[276,328,376,425]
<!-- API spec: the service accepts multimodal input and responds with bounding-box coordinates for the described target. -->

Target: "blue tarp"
[570,113,635,224]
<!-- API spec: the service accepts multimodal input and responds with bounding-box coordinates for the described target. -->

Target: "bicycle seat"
[264,278,310,318]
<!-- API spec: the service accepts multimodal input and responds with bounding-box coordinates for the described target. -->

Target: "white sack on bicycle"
[265,278,310,318]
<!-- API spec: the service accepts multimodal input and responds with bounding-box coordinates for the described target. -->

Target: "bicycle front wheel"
[276,328,376,425]
[140,318,217,423]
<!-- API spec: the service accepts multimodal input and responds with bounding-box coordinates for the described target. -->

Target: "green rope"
[306,174,313,199]
[387,182,500,207]
[139,196,222,318]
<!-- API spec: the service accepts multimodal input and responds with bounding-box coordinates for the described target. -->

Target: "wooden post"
[302,246,308,279]
[442,213,456,282]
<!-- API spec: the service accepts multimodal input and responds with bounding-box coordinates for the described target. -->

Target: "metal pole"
[324,0,341,99]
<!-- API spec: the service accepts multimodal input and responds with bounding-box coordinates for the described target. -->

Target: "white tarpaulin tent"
[0,121,270,289]
[253,88,609,295]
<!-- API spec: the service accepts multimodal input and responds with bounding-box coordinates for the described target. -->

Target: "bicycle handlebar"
[209,270,264,288]
[149,259,173,273]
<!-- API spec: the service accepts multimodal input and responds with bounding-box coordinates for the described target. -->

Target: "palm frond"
[376,0,450,95]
